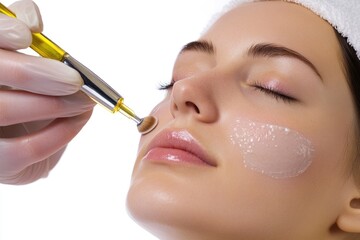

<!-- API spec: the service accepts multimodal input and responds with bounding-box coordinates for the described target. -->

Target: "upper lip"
[143,129,217,167]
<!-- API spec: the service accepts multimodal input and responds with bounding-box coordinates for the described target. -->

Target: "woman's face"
[127,1,357,240]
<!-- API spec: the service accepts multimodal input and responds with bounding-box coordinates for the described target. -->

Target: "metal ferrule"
[63,54,120,112]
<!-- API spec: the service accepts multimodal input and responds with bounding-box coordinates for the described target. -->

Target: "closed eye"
[253,82,296,103]
[158,79,296,103]
[158,79,175,90]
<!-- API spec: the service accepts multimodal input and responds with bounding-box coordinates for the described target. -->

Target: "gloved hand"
[0,0,95,185]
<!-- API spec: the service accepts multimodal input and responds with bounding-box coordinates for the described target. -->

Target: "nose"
[170,75,219,123]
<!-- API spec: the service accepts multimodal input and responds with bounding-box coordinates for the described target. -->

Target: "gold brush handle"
[31,32,66,61]
[0,2,158,133]
[0,2,66,61]
[0,2,145,125]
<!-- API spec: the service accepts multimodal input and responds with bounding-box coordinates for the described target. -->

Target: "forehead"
[201,1,343,80]
[206,1,334,39]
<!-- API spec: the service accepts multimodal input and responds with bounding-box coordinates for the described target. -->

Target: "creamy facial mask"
[230,119,314,179]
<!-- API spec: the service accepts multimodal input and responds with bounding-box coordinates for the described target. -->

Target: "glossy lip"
[142,129,217,167]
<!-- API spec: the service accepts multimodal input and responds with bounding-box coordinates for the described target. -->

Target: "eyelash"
[158,79,175,90]
[158,79,296,103]
[252,81,295,103]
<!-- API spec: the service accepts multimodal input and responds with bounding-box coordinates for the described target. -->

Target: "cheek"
[138,99,172,149]
[229,118,315,179]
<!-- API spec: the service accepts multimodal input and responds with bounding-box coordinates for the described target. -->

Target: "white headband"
[208,0,360,60]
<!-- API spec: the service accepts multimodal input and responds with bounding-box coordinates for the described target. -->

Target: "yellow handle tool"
[0,2,143,124]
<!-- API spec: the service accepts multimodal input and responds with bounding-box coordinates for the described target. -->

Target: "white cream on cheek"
[230,119,314,179]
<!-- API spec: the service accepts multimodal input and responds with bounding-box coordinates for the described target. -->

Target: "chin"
[126,172,262,240]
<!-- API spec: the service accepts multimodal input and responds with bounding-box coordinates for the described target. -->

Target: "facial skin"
[127,1,360,240]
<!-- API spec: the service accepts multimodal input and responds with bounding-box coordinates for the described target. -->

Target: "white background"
[0,1,226,239]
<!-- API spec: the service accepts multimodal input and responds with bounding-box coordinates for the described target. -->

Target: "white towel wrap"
[207,0,360,60]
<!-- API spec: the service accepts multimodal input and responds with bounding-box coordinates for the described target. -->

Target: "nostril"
[350,198,360,209]
[186,101,200,114]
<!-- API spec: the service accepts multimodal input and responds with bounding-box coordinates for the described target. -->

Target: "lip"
[142,129,217,167]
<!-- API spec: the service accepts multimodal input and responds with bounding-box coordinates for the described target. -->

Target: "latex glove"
[0,0,95,185]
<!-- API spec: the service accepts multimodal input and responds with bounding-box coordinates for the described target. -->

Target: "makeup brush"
[0,2,158,135]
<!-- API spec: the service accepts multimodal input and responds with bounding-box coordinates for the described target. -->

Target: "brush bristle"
[137,116,158,134]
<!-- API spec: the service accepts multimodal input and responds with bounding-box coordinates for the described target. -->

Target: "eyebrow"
[248,43,322,79]
[180,40,322,80]
[180,40,215,55]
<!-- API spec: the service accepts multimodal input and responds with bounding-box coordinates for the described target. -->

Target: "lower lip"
[142,147,209,166]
